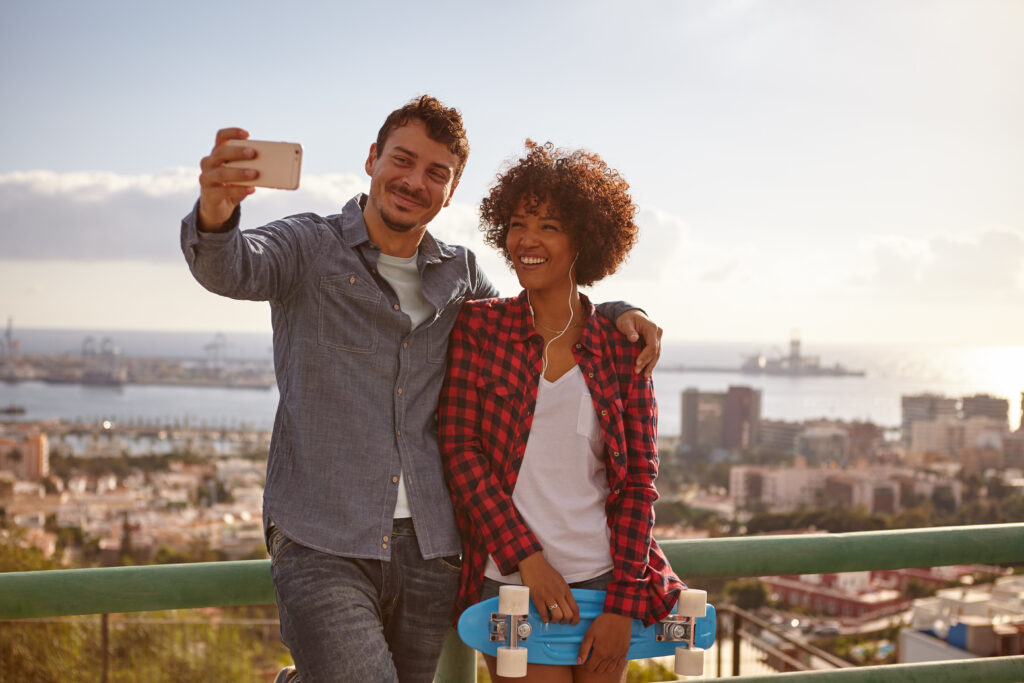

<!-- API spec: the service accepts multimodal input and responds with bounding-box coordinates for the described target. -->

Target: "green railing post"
[434,629,476,683]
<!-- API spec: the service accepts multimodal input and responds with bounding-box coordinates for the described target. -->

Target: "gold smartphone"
[224,139,303,190]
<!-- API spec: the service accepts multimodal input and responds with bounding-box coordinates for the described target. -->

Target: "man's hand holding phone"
[197,128,303,232]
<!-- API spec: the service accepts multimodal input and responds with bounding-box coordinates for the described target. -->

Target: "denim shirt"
[181,194,497,560]
[181,193,635,562]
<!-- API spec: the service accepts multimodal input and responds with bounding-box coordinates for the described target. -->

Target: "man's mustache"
[389,184,428,207]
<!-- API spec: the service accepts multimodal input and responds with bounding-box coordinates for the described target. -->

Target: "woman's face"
[506,197,577,294]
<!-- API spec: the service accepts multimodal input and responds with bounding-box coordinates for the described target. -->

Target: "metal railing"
[1,523,1023,681]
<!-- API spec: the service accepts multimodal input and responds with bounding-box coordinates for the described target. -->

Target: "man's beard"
[378,184,429,233]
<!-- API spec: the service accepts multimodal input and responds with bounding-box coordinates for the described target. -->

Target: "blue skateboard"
[457,586,715,677]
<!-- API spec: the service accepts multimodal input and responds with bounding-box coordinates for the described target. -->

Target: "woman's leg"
[483,654,574,683]
[572,661,627,683]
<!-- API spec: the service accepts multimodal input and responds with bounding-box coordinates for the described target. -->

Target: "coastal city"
[2,322,1023,678]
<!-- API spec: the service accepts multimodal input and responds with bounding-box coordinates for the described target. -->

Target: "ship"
[740,334,865,377]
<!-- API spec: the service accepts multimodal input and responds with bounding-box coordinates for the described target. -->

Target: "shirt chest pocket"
[318,273,381,353]
[427,297,465,364]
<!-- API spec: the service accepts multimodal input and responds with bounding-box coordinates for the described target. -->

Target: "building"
[759,419,803,454]
[0,433,49,481]
[681,385,761,454]
[762,571,910,619]
[913,417,1007,464]
[1005,432,1024,470]
[961,394,1010,427]
[729,464,960,514]
[796,425,850,466]
[899,575,1024,662]
[901,394,957,447]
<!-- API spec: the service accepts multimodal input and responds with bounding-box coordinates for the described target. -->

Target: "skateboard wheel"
[674,646,704,676]
[498,585,530,615]
[496,645,528,677]
[677,588,707,618]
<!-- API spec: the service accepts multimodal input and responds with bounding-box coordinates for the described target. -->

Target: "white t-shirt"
[485,366,613,583]
[376,252,434,519]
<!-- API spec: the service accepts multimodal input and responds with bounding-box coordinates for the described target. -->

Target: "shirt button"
[601,409,608,417]
[392,476,399,484]
[397,387,403,395]
[588,372,594,378]
[576,343,582,349]
[396,430,401,436]
[383,536,389,543]
[613,451,620,458]
[382,542,388,549]
[402,342,408,349]
[393,304,400,311]
[349,276,356,284]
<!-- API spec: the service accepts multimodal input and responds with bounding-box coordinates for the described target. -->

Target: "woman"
[438,141,684,682]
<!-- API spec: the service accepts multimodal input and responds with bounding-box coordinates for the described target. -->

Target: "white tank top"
[485,366,613,583]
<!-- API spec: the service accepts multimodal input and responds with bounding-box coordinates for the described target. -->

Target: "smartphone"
[224,139,303,190]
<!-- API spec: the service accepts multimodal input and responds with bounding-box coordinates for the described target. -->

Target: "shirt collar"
[337,193,456,264]
[509,290,604,358]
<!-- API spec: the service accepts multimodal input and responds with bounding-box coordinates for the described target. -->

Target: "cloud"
[613,206,690,282]
[0,169,366,261]
[0,169,695,297]
[862,227,1024,299]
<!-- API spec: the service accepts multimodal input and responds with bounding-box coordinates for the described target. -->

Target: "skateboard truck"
[667,588,709,676]
[489,611,532,643]
[655,614,693,643]
[494,585,531,677]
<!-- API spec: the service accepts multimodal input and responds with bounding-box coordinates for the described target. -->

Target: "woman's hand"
[517,552,579,624]
[577,612,632,672]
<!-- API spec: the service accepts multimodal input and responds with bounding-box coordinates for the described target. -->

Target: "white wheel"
[676,588,707,618]
[496,645,529,678]
[498,585,530,615]
[674,646,704,676]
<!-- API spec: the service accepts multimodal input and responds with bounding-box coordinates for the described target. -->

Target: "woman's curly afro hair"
[479,140,638,287]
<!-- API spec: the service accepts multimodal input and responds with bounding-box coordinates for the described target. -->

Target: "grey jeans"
[267,519,461,682]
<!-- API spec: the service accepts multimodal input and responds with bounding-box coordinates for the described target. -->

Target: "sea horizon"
[3,328,1022,435]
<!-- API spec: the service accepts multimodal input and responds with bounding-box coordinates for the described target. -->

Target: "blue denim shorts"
[479,570,613,601]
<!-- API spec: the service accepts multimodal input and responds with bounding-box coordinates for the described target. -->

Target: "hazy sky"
[1,0,1022,344]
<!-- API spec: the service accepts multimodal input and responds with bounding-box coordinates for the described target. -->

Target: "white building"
[899,575,1024,662]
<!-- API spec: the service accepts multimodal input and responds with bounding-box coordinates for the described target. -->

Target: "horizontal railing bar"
[0,560,275,619]
[1,524,1022,620]
[661,523,1024,578]
[727,655,1024,682]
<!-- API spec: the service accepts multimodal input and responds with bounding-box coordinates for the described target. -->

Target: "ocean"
[2,329,1022,435]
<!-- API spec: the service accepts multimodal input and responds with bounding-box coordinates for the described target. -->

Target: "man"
[181,95,662,682]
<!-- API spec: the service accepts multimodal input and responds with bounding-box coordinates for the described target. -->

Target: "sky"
[1,0,1022,345]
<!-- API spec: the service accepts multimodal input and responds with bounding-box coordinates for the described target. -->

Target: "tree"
[723,579,768,610]
[931,487,957,516]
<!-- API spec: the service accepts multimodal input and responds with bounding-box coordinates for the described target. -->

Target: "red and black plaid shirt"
[438,291,683,625]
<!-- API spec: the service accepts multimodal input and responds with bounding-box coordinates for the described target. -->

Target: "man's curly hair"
[479,141,638,287]
[377,95,470,182]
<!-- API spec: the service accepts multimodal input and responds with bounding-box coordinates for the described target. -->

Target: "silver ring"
[548,602,559,610]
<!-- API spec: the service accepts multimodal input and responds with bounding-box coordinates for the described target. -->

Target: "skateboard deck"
[457,587,716,670]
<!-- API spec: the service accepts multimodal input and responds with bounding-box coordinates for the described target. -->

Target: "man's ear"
[364,143,378,176]
[443,179,460,208]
